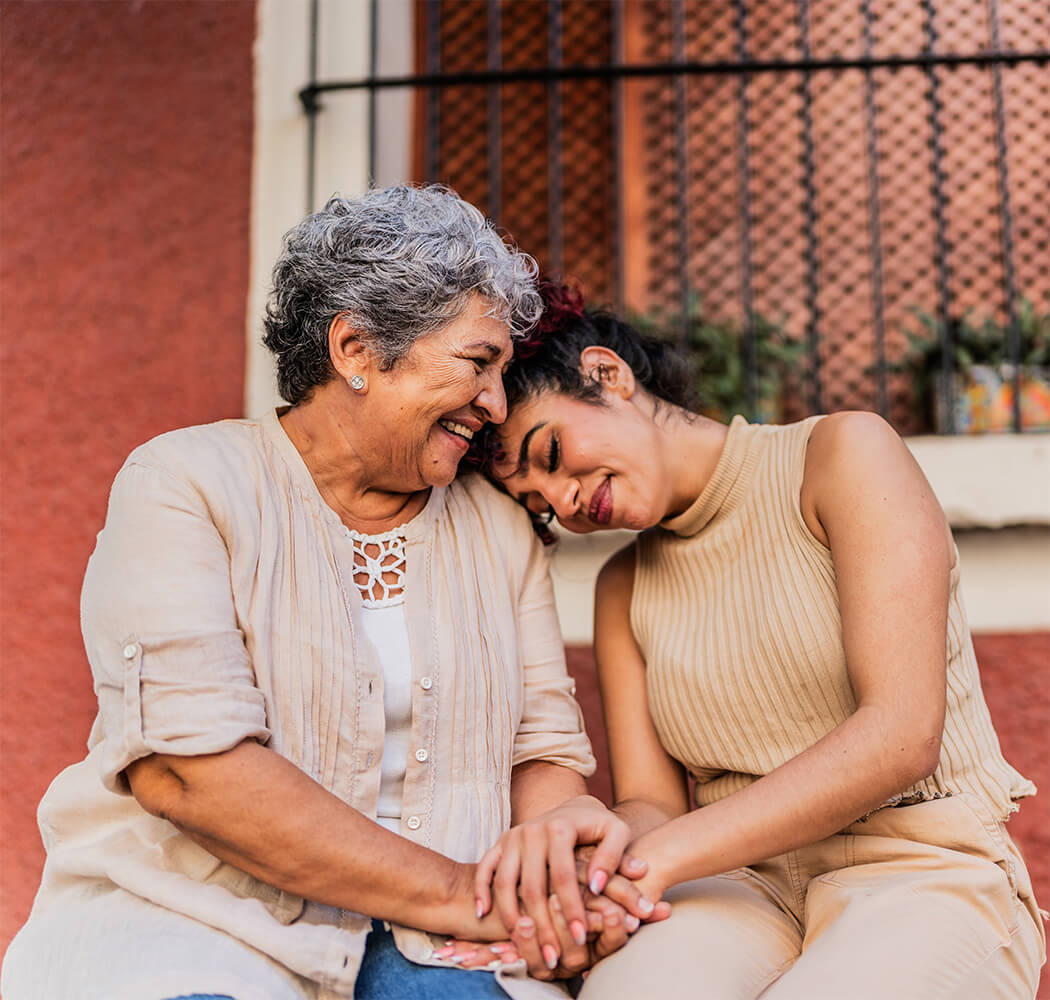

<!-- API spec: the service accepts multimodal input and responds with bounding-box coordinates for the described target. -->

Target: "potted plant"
[637,301,805,423]
[896,299,1050,433]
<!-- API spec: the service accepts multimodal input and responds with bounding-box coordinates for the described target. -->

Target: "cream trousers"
[581,795,1045,1000]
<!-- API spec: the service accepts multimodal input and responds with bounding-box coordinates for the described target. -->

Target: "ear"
[328,314,373,386]
[579,345,636,400]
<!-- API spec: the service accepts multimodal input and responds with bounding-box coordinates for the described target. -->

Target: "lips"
[588,477,613,525]
[437,418,477,454]
[438,418,475,441]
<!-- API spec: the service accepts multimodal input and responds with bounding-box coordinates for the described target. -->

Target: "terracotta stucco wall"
[1,0,255,953]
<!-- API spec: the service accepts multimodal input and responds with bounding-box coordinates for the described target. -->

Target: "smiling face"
[363,295,514,491]
[492,386,676,534]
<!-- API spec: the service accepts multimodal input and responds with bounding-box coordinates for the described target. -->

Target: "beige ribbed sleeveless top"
[631,415,1035,820]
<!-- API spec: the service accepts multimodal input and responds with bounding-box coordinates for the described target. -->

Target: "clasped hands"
[434,796,671,980]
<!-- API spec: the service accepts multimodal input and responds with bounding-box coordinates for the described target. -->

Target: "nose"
[476,369,508,425]
[548,477,580,522]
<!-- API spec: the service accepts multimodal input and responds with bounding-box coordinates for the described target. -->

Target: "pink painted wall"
[1,0,255,955]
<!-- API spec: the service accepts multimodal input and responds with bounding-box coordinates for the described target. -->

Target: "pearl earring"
[349,374,366,391]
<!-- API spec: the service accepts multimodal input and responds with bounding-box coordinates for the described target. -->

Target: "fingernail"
[570,919,587,946]
[589,870,608,895]
[542,945,559,970]
[432,944,455,958]
[625,914,640,932]
[638,896,655,916]
[517,918,535,938]
[548,894,562,912]
[627,856,646,871]
[489,943,510,954]
[475,899,485,919]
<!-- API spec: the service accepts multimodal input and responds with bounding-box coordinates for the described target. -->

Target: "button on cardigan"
[2,409,594,1000]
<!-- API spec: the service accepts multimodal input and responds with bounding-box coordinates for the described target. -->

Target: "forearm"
[510,759,590,823]
[128,741,491,938]
[611,796,684,844]
[637,703,937,890]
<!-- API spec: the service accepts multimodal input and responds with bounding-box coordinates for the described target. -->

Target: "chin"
[422,463,461,488]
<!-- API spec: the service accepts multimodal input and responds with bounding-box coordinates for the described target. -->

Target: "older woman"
[475,288,1044,998]
[0,188,649,1000]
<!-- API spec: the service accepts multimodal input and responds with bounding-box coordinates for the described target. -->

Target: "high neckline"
[661,415,753,537]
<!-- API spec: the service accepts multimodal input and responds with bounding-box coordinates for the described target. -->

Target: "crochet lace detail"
[344,526,406,608]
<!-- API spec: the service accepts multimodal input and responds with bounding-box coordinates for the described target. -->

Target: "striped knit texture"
[632,416,1035,819]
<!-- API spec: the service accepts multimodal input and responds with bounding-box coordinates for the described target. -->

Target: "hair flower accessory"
[514,279,586,359]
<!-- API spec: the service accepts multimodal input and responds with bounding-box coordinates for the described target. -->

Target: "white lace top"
[344,525,411,834]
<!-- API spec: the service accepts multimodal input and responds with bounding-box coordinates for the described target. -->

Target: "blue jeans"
[354,921,508,999]
[161,922,512,1000]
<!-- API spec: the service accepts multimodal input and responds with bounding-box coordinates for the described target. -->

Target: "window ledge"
[905,433,1050,529]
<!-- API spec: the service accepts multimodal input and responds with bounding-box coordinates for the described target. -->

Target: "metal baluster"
[368,0,378,187]
[548,0,564,276]
[862,0,888,419]
[487,0,502,226]
[797,0,823,415]
[612,0,626,313]
[672,0,690,347]
[922,0,955,432]
[305,0,320,213]
[425,0,441,182]
[733,0,758,420]
[989,0,1022,432]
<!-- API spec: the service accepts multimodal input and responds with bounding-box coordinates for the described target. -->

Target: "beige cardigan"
[3,410,593,1000]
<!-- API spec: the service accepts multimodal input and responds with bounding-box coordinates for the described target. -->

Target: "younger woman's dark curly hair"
[501,280,698,414]
[468,281,698,481]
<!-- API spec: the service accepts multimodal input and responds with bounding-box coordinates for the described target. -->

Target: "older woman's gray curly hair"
[263,184,542,404]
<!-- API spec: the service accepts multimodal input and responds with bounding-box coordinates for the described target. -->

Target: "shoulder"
[450,471,529,521]
[804,411,916,496]
[127,417,264,469]
[121,418,269,491]
[807,410,903,461]
[106,418,273,529]
[802,411,939,543]
[447,473,539,548]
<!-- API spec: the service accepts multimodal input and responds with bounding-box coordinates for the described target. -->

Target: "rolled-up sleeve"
[83,459,270,792]
[512,530,596,777]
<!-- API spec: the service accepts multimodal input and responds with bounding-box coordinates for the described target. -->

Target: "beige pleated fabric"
[2,409,592,1000]
[632,415,1035,819]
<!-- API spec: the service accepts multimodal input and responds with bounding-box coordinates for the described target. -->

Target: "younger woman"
[478,289,1045,999]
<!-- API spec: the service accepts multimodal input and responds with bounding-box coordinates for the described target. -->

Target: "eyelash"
[545,435,560,474]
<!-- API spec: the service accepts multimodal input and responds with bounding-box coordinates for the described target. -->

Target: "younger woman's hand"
[573,844,670,927]
[609,835,675,913]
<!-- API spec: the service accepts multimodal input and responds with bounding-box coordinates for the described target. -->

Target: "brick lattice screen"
[417,0,1049,432]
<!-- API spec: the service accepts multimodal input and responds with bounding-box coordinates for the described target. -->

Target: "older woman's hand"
[474,797,624,948]
[473,796,663,972]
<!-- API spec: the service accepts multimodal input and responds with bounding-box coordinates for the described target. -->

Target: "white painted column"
[246,0,414,418]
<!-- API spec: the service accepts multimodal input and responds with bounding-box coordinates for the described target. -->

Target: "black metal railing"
[299,0,1050,434]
